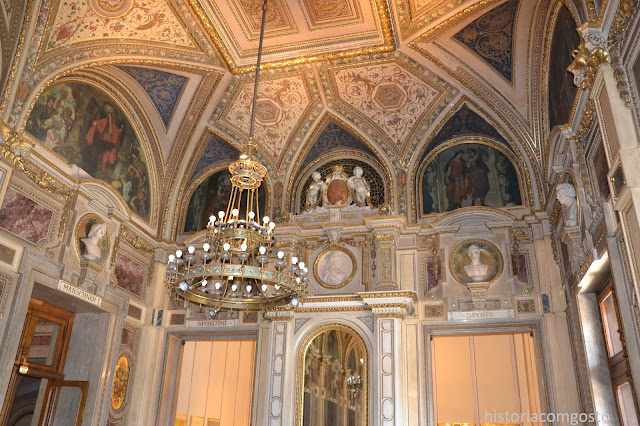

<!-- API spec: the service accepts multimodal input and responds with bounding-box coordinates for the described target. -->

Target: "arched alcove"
[23,80,154,222]
[296,323,368,426]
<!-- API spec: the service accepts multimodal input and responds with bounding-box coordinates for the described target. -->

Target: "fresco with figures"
[25,82,151,220]
[184,169,267,233]
[547,5,578,129]
[420,143,521,215]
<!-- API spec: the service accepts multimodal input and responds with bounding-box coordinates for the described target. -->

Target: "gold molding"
[313,245,358,289]
[448,238,504,286]
[416,135,528,218]
[188,0,395,74]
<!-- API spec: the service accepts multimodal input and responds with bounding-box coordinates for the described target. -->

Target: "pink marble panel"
[120,327,136,349]
[0,187,53,244]
[114,253,146,298]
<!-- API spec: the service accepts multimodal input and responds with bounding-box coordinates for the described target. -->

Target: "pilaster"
[360,292,415,426]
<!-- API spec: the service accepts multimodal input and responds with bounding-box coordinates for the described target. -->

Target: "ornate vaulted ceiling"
[1,0,570,235]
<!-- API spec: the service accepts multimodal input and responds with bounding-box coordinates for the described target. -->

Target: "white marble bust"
[463,244,488,282]
[81,223,107,261]
[318,250,352,286]
[556,183,578,227]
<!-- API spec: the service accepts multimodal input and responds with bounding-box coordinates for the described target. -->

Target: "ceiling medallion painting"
[300,0,363,28]
[327,60,450,154]
[216,73,312,163]
[190,0,394,71]
[229,0,296,38]
[89,0,133,18]
[453,0,518,82]
[45,0,197,52]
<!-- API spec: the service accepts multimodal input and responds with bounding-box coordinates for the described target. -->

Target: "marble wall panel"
[0,187,53,244]
[114,252,146,298]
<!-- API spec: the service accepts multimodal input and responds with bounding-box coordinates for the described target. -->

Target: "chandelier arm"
[248,0,269,140]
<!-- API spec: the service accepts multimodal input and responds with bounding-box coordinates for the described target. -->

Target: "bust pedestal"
[466,281,491,310]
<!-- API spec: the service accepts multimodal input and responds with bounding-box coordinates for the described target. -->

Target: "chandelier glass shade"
[165,146,309,314]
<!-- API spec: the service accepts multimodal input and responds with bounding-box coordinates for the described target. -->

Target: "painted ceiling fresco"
[6,0,566,227]
[453,0,518,81]
[117,66,188,128]
[300,122,376,169]
[45,0,196,51]
[190,134,240,180]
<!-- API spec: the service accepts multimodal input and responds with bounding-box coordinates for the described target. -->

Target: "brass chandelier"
[165,0,308,316]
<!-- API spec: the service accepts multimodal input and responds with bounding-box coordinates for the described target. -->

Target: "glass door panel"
[38,380,88,426]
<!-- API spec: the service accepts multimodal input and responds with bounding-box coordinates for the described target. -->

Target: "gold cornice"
[303,295,362,303]
[359,290,418,302]
[186,0,396,74]
[295,306,370,313]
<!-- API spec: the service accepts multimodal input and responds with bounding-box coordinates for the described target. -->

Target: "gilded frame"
[416,136,526,218]
[296,323,369,426]
[313,245,358,289]
[448,239,504,286]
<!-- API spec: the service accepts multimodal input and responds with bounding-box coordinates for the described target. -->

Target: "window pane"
[617,382,640,426]
[600,292,623,357]
[27,318,60,366]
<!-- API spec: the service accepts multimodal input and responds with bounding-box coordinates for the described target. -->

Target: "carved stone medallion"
[313,246,357,288]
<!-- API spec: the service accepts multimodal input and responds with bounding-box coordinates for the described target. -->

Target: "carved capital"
[568,27,610,90]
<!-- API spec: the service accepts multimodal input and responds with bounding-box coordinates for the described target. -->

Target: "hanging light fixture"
[165,0,308,315]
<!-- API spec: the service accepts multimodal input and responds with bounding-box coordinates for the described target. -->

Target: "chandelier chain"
[248,0,268,140]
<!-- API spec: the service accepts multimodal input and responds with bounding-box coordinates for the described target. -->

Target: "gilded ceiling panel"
[324,59,453,155]
[396,0,474,39]
[214,72,316,165]
[193,0,392,70]
[300,0,363,28]
[45,0,197,52]
[229,0,296,38]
